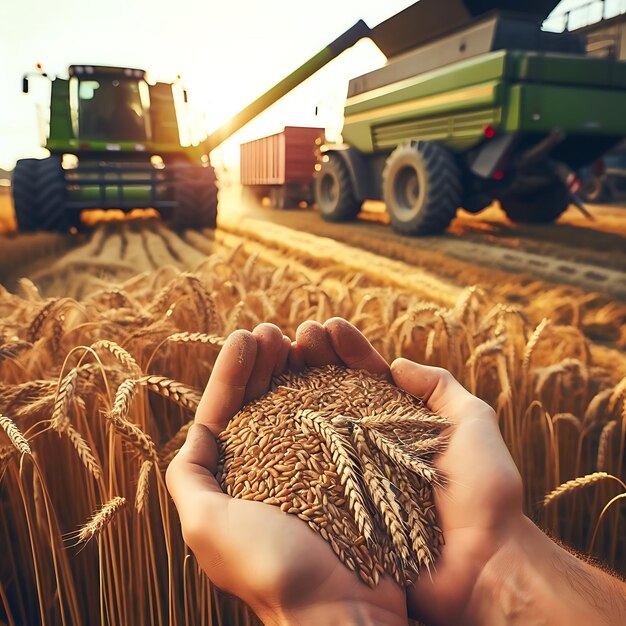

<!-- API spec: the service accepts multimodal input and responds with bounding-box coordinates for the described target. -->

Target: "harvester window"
[76,77,148,142]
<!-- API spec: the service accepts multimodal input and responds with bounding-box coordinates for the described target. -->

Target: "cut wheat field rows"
[1,219,626,625]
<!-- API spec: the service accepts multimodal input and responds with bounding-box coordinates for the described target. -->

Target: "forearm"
[467,515,626,626]
[258,601,408,626]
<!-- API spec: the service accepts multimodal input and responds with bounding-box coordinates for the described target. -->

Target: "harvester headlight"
[85,66,94,74]
[124,68,132,77]
[75,66,84,74]
[62,154,79,170]
[150,155,165,170]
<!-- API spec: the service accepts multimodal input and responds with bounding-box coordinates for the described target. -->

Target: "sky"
[0,0,614,171]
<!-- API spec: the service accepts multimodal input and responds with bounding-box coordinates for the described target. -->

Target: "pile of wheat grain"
[0,242,625,625]
[218,365,449,587]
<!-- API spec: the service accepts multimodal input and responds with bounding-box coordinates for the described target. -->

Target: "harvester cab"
[13,20,370,232]
[316,0,626,235]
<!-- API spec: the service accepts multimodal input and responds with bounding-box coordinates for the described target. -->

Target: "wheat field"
[1,230,625,625]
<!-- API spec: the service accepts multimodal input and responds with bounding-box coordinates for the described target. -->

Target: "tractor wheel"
[315,153,360,222]
[38,156,72,232]
[499,183,570,223]
[382,141,461,235]
[171,165,218,231]
[11,158,40,232]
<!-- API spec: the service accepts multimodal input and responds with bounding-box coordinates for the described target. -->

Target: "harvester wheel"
[383,141,461,235]
[171,165,218,231]
[38,156,72,232]
[315,153,360,222]
[499,183,570,223]
[11,158,40,232]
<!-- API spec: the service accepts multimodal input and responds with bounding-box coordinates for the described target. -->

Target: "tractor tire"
[315,153,360,222]
[38,156,72,232]
[383,141,461,235]
[171,165,218,231]
[499,183,570,223]
[11,158,40,232]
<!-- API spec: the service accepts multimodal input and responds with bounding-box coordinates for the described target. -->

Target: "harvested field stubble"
[0,238,625,624]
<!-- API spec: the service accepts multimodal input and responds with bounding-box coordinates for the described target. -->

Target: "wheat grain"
[218,365,447,587]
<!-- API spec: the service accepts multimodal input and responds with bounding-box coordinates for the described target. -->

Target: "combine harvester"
[12,22,369,232]
[315,0,626,234]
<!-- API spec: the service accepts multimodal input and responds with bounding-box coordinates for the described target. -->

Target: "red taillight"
[567,173,581,194]
[493,169,505,180]
[483,125,495,138]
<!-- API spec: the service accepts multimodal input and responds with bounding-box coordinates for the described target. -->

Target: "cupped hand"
[294,318,524,626]
[166,323,407,626]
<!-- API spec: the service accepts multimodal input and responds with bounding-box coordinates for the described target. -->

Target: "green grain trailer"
[12,21,369,232]
[316,0,626,235]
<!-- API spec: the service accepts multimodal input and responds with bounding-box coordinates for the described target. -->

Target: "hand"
[293,318,524,626]
[166,323,407,626]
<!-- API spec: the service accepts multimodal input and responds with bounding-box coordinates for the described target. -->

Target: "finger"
[288,340,306,372]
[195,329,257,435]
[166,424,229,538]
[273,335,292,376]
[244,323,285,403]
[295,320,341,367]
[390,358,494,423]
[324,317,389,376]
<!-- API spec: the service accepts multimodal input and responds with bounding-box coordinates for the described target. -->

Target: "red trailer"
[240,126,324,208]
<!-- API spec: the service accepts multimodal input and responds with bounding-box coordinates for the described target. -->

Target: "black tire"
[11,158,40,232]
[382,141,461,235]
[38,156,73,232]
[315,153,360,222]
[170,165,218,231]
[499,183,570,223]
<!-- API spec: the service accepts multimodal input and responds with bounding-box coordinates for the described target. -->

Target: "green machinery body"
[342,51,626,154]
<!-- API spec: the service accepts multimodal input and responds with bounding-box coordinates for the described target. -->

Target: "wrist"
[465,515,626,626]
[258,600,407,626]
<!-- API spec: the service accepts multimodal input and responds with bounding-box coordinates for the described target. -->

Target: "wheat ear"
[0,414,31,455]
